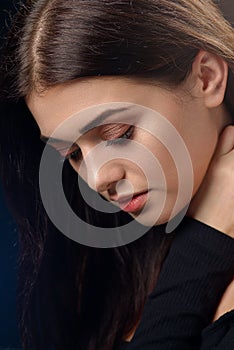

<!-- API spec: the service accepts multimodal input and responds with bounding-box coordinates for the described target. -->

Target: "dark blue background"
[0,0,233,349]
[0,0,21,347]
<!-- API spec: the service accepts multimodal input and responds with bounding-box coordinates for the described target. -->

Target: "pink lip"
[118,191,148,213]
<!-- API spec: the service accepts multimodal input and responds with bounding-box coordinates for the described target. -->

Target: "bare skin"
[124,124,234,342]
[187,125,234,322]
[26,50,234,341]
[187,125,234,238]
[123,51,234,341]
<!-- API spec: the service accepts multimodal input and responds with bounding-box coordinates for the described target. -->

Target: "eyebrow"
[40,106,132,144]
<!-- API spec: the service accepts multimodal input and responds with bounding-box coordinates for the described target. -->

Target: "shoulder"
[212,278,234,322]
[200,280,234,350]
[201,308,234,349]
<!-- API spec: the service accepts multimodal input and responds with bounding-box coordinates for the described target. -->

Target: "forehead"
[26,76,182,137]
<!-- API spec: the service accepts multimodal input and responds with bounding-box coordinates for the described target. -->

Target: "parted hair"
[1,1,234,349]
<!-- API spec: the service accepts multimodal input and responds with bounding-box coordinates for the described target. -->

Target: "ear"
[188,50,229,108]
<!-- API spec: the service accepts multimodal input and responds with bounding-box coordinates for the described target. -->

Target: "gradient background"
[0,1,21,348]
[0,0,233,348]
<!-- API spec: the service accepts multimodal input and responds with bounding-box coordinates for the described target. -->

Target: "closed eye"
[65,148,82,162]
[105,125,134,146]
[61,125,134,163]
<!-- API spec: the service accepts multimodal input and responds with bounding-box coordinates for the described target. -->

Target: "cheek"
[139,124,218,199]
[139,133,179,191]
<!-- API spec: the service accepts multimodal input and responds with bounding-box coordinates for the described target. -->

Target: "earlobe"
[191,50,229,108]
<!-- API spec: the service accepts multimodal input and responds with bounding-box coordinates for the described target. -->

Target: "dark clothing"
[200,309,234,349]
[119,216,234,349]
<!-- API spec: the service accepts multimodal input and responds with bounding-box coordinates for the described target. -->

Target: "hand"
[187,125,234,238]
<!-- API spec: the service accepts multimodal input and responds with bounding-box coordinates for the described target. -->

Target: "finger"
[213,125,234,158]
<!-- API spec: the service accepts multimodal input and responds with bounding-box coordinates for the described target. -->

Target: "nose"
[89,161,126,195]
[73,138,126,195]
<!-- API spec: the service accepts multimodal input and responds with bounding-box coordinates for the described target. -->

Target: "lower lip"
[119,192,148,213]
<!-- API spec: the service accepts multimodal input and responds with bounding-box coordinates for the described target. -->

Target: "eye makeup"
[59,124,135,163]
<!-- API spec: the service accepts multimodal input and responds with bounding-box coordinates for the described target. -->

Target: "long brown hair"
[1,1,234,349]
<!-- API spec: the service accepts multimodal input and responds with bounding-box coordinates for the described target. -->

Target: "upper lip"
[109,191,148,204]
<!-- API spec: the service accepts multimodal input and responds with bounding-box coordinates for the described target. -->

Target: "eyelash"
[63,125,134,162]
[105,125,134,146]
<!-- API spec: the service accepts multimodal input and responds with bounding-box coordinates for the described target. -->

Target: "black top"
[119,216,234,349]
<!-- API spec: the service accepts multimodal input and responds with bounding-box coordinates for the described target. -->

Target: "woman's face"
[26,76,224,226]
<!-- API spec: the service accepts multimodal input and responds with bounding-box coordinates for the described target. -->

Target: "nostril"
[108,182,118,196]
[108,179,134,202]
[90,163,126,194]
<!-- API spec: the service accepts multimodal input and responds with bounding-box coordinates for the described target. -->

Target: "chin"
[132,202,187,228]
[130,209,169,227]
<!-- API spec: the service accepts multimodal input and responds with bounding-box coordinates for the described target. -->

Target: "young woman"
[1,1,234,349]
